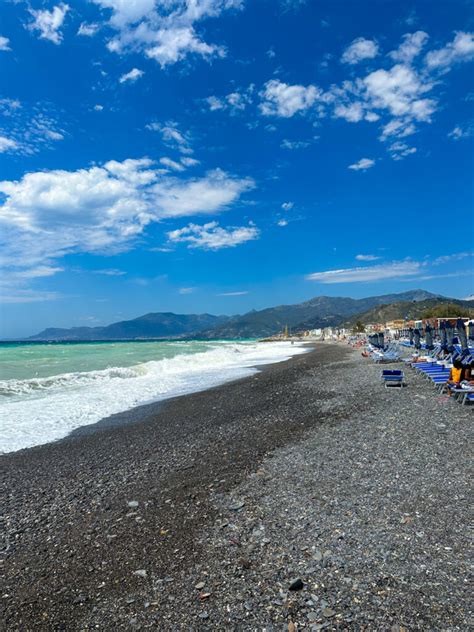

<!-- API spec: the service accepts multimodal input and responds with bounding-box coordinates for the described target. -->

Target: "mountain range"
[26,289,472,341]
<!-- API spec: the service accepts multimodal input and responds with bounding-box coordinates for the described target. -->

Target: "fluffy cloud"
[363,64,435,121]
[251,31,474,160]
[341,37,379,64]
[334,102,365,123]
[93,0,243,67]
[259,79,320,117]
[0,35,11,51]
[205,87,254,113]
[28,3,69,45]
[425,31,474,71]
[281,201,294,210]
[119,68,144,83]
[0,158,254,280]
[389,31,429,64]
[0,136,18,153]
[348,158,375,171]
[77,22,100,37]
[160,156,185,171]
[306,260,421,283]
[168,221,259,250]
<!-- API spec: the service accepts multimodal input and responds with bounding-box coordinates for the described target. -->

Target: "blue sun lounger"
[381,369,405,387]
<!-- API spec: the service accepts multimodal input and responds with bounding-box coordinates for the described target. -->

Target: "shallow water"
[0,340,308,453]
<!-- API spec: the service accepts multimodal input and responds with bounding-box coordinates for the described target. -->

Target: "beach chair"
[381,369,405,387]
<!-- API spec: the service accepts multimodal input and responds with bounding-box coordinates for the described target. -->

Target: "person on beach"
[446,359,465,395]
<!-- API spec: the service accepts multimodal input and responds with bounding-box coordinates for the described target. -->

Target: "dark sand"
[1,343,471,630]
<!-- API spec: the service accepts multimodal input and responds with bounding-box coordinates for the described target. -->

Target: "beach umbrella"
[424,324,434,351]
[378,332,385,349]
[439,321,448,352]
[413,328,421,350]
[408,327,414,345]
[456,319,469,354]
[468,320,474,342]
[445,321,455,353]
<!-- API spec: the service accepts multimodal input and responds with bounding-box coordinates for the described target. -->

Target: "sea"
[0,339,308,454]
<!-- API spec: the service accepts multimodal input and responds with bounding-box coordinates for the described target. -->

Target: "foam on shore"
[0,341,308,453]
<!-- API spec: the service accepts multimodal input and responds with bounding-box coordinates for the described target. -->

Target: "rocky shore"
[1,343,471,630]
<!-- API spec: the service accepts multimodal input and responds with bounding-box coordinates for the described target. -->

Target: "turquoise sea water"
[0,340,308,453]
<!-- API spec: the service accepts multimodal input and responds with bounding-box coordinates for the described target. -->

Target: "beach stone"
[322,608,335,618]
[132,569,147,578]
[195,581,206,590]
[127,501,139,508]
[289,578,304,591]
[199,612,209,619]
[313,549,323,562]
[229,501,245,511]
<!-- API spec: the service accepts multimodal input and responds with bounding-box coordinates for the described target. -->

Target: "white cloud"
[448,123,474,140]
[28,3,69,45]
[259,79,320,117]
[363,64,435,121]
[341,37,379,64]
[348,158,375,171]
[379,118,416,140]
[425,31,474,71]
[94,104,104,111]
[281,201,294,210]
[0,107,65,155]
[0,36,11,51]
[94,0,242,67]
[280,139,311,149]
[389,31,429,64]
[277,219,288,227]
[181,156,199,167]
[388,141,417,160]
[94,268,126,276]
[167,221,259,250]
[147,121,193,154]
[178,287,196,294]
[77,22,100,37]
[1,290,61,304]
[0,136,18,153]
[218,291,248,296]
[205,87,254,114]
[306,260,421,283]
[160,157,185,171]
[206,96,225,111]
[119,68,144,83]
[334,102,365,123]
[0,158,254,285]
[432,251,474,265]
[355,254,380,261]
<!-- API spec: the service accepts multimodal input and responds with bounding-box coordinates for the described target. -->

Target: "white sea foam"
[0,341,307,453]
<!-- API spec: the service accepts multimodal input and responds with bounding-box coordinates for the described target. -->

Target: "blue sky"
[0,0,473,337]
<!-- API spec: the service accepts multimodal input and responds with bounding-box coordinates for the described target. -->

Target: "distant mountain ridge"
[29,313,229,341]
[28,289,448,341]
[343,298,474,328]
[193,290,442,339]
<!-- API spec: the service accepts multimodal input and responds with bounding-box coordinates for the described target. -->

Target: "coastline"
[2,342,471,630]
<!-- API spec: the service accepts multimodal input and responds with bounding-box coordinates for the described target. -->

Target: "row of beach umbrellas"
[408,319,474,355]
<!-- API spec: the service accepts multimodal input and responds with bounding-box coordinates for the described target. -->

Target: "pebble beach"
[1,342,471,630]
